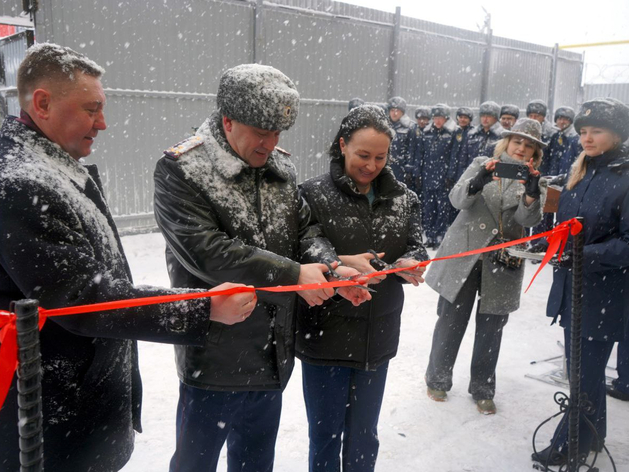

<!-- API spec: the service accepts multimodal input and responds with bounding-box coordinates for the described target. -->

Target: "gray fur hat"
[217,64,299,131]
[415,106,431,119]
[574,98,629,142]
[348,97,365,111]
[479,101,500,120]
[456,107,473,120]
[387,96,407,113]
[431,103,450,118]
[500,104,520,119]
[554,106,575,123]
[526,99,548,117]
[502,118,547,148]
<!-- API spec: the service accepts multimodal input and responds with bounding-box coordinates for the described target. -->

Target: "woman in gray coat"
[424,118,547,414]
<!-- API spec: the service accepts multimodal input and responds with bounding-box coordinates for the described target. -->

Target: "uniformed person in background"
[499,104,520,130]
[526,99,555,144]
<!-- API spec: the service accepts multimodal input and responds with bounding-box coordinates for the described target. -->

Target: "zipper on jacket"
[363,199,377,372]
[254,169,265,244]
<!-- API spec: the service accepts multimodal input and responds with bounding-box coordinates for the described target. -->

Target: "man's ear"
[32,88,52,120]
[222,116,233,133]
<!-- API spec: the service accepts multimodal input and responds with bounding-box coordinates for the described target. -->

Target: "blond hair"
[493,137,543,169]
[565,151,588,190]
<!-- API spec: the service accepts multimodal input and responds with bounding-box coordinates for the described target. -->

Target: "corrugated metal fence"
[584,83,629,104]
[2,0,584,231]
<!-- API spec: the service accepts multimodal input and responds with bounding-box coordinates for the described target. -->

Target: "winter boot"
[427,386,447,402]
[476,399,496,415]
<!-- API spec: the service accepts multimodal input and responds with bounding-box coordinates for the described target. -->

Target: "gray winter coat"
[426,154,546,314]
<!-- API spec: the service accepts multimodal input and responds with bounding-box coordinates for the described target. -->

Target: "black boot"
[531,445,567,466]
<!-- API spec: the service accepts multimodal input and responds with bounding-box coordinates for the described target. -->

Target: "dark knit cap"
[387,96,407,113]
[574,98,629,142]
[415,106,431,119]
[500,104,520,119]
[479,101,500,120]
[554,106,575,123]
[217,64,299,131]
[456,107,473,120]
[526,99,548,117]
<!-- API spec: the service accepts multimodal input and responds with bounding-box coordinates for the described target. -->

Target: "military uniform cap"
[554,106,575,123]
[500,104,520,119]
[574,98,629,142]
[217,64,299,131]
[387,96,407,113]
[431,103,450,118]
[479,101,500,120]
[415,106,431,119]
[526,99,548,117]
[456,107,473,120]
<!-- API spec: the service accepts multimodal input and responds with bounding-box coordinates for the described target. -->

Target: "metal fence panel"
[554,58,583,110]
[488,46,552,108]
[263,8,392,101]
[36,0,254,94]
[398,30,485,107]
[583,83,629,104]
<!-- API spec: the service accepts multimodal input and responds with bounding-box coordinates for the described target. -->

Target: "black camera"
[493,162,529,180]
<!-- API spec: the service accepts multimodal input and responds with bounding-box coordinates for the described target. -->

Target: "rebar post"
[567,217,584,471]
[15,299,43,472]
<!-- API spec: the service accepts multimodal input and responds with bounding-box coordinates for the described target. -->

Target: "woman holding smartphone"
[424,118,546,414]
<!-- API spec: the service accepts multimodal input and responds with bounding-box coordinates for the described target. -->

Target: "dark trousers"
[612,339,629,394]
[551,330,614,453]
[301,361,389,472]
[422,188,452,245]
[425,261,509,400]
[169,383,282,472]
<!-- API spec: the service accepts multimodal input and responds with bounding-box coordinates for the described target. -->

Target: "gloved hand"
[524,173,542,199]
[468,164,494,195]
[549,250,572,268]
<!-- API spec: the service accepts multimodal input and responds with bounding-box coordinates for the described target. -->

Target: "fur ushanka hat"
[217,64,300,131]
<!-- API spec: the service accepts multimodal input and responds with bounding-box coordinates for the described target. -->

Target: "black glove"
[524,173,541,199]
[549,250,572,268]
[468,165,494,195]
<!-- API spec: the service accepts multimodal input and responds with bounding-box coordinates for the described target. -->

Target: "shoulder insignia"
[164,135,204,159]
[275,146,291,157]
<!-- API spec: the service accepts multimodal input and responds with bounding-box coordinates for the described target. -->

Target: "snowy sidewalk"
[120,232,628,472]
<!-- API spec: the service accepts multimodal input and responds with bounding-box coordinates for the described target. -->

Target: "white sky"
[343,0,629,83]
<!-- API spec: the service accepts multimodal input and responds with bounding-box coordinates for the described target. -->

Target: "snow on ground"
[120,232,628,472]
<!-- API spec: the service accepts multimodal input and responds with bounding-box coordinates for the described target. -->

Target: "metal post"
[547,43,559,119]
[567,217,584,471]
[15,299,43,472]
[479,27,493,104]
[253,0,265,64]
[387,6,401,100]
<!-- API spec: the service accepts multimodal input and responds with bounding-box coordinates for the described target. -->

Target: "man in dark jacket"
[526,99,555,145]
[408,106,432,196]
[153,64,367,472]
[499,104,519,130]
[386,96,415,187]
[0,44,253,472]
[450,101,503,183]
[419,104,458,248]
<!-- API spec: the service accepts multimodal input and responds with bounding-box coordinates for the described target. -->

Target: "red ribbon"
[0,218,582,410]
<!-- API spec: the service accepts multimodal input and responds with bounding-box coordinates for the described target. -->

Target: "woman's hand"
[469,159,498,195]
[393,258,426,286]
[329,265,372,307]
[522,158,541,201]
[338,253,387,285]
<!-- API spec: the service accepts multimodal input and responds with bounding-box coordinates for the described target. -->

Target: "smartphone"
[493,162,529,180]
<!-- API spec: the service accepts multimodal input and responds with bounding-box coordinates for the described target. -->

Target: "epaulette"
[164,136,204,159]
[275,146,291,157]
